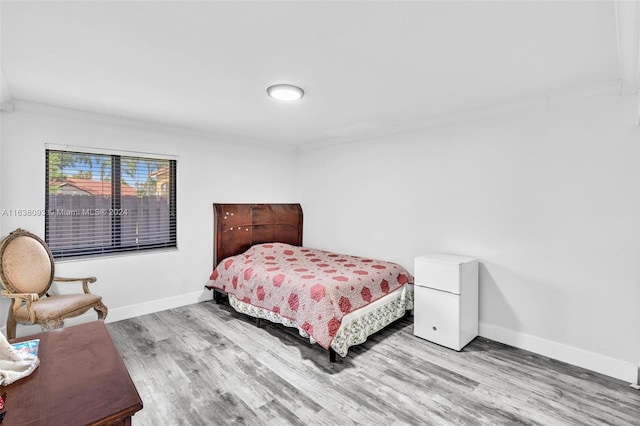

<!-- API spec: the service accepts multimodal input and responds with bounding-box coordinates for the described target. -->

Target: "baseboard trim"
[104,290,211,324]
[479,322,638,385]
[3,290,211,338]
[5,295,636,386]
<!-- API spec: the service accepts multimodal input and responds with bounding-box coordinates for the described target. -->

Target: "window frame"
[45,148,177,260]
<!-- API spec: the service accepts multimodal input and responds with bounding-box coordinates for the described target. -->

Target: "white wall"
[0,67,7,237]
[0,101,297,335]
[2,94,638,384]
[0,102,3,234]
[297,93,640,383]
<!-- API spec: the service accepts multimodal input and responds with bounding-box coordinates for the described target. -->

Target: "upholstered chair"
[0,228,108,339]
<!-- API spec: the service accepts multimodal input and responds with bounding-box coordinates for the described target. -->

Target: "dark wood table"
[5,321,143,425]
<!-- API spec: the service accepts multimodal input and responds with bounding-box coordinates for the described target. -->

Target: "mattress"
[207,242,414,355]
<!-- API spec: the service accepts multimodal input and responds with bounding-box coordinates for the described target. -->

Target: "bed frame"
[206,203,341,361]
[205,203,415,363]
[211,203,303,268]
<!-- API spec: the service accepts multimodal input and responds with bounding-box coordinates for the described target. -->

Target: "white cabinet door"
[413,286,462,350]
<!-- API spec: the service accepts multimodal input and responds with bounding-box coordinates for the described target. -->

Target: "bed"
[205,203,414,361]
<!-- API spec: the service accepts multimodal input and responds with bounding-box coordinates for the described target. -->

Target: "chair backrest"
[0,229,54,297]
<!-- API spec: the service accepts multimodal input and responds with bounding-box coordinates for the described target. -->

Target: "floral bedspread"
[208,243,413,350]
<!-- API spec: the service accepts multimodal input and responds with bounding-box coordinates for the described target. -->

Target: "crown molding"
[297,80,631,152]
[9,99,297,153]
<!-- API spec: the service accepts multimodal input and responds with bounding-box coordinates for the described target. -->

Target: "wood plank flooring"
[106,301,640,425]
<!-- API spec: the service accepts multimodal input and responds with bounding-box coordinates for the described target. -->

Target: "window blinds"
[45,149,177,259]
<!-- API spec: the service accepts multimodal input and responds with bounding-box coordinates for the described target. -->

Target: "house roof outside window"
[53,178,139,196]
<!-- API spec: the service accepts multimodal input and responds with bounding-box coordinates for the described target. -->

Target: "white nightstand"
[413,253,478,351]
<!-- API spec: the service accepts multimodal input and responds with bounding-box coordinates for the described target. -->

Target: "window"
[45,149,177,259]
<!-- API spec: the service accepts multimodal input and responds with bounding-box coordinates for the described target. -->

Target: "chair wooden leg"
[6,311,16,340]
[94,301,108,320]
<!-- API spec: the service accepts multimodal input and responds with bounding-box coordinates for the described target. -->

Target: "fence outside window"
[45,149,177,259]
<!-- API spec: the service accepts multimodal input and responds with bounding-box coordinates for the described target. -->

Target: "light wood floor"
[107,301,640,425]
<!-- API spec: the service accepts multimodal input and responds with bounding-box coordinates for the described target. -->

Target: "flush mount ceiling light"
[267,84,304,101]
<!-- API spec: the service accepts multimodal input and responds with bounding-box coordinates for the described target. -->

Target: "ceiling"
[1,1,637,148]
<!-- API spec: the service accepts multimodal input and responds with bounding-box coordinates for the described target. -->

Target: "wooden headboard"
[213,203,303,267]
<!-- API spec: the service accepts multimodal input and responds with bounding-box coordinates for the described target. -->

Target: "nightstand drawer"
[413,286,462,350]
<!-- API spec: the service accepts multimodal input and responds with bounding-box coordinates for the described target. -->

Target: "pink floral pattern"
[208,243,413,349]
